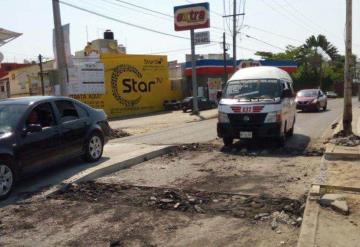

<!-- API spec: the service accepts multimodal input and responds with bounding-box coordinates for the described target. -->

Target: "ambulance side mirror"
[282,89,293,98]
[217,90,222,101]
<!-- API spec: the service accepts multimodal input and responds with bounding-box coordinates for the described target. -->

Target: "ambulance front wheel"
[223,137,234,146]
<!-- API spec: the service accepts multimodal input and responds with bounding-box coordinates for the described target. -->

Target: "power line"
[60,1,258,56]
[113,0,172,18]
[244,34,286,51]
[260,0,316,34]
[98,0,230,37]
[99,0,171,21]
[244,25,303,43]
[59,1,190,40]
[281,0,340,39]
[184,0,224,17]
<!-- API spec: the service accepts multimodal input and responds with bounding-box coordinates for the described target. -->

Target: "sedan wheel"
[0,163,14,199]
[83,133,104,162]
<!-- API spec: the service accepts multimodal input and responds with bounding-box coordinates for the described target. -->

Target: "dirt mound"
[109,128,131,139]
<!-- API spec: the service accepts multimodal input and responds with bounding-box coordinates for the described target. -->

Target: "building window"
[0,86,4,92]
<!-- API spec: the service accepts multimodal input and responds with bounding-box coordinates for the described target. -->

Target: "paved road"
[2,98,357,206]
[116,98,356,148]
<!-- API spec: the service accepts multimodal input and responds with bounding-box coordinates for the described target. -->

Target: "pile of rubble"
[52,182,306,230]
[330,131,360,147]
[109,128,131,139]
[148,189,210,214]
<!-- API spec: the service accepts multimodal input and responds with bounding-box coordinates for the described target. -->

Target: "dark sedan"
[181,96,217,112]
[0,96,110,199]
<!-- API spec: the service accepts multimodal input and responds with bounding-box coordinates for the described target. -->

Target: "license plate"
[240,131,253,139]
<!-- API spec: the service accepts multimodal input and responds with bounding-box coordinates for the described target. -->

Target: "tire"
[287,118,295,137]
[223,137,234,146]
[316,103,321,112]
[83,132,104,162]
[278,124,287,146]
[0,161,15,200]
[323,103,327,111]
[182,108,187,113]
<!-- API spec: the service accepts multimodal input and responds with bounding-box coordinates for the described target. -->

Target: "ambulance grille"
[228,113,267,127]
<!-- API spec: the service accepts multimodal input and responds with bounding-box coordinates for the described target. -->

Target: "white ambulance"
[217,66,296,146]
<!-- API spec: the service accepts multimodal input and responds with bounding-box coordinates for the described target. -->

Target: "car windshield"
[223,79,281,100]
[0,104,27,132]
[297,90,318,97]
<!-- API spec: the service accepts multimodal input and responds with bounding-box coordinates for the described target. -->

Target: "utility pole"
[343,0,353,135]
[223,0,245,74]
[52,0,68,96]
[38,54,45,96]
[223,32,228,83]
[232,0,237,71]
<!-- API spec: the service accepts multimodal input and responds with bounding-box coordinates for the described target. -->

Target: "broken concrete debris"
[331,131,360,147]
[319,193,349,215]
[330,200,349,215]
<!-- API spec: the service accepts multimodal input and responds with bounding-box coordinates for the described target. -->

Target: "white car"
[217,66,296,146]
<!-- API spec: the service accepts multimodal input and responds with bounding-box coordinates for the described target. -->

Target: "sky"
[1,0,360,64]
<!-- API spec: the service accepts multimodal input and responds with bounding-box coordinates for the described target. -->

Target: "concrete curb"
[40,145,175,198]
[297,192,320,247]
[324,143,360,160]
[324,115,360,161]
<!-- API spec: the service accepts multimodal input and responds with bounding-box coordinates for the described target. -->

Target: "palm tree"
[303,35,339,89]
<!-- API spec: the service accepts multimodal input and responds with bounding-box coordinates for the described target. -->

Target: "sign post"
[174,2,210,114]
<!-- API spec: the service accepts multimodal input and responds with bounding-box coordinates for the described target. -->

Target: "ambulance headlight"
[218,112,230,123]
[264,111,282,123]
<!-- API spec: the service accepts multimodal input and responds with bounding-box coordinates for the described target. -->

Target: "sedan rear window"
[55,100,79,123]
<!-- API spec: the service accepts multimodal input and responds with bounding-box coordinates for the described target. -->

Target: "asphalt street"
[2,98,357,206]
[116,98,357,149]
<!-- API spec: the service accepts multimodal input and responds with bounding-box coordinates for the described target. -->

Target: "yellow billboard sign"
[71,54,182,118]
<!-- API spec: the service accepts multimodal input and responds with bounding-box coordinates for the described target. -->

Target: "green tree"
[255,35,343,92]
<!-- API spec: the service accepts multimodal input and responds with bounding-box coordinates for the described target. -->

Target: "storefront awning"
[0,28,22,47]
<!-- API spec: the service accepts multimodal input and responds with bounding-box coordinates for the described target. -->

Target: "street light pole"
[190,29,199,114]
[343,0,353,135]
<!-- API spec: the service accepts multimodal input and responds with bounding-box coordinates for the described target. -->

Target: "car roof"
[228,66,293,82]
[0,96,73,105]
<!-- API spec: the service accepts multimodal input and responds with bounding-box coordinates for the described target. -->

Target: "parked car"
[295,89,327,111]
[0,96,111,199]
[326,91,338,98]
[217,66,296,146]
[163,100,181,111]
[181,96,217,112]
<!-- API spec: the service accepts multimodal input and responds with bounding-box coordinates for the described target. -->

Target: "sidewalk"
[324,104,360,160]
[298,104,360,247]
[109,109,218,136]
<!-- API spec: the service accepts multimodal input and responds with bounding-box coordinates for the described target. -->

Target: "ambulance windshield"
[223,79,281,100]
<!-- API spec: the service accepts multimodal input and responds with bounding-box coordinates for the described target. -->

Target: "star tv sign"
[174,2,210,31]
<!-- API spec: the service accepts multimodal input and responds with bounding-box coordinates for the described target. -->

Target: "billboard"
[174,2,210,31]
[71,54,183,118]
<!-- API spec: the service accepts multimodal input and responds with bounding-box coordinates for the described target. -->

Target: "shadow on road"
[297,109,330,114]
[0,156,110,208]
[220,133,311,157]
